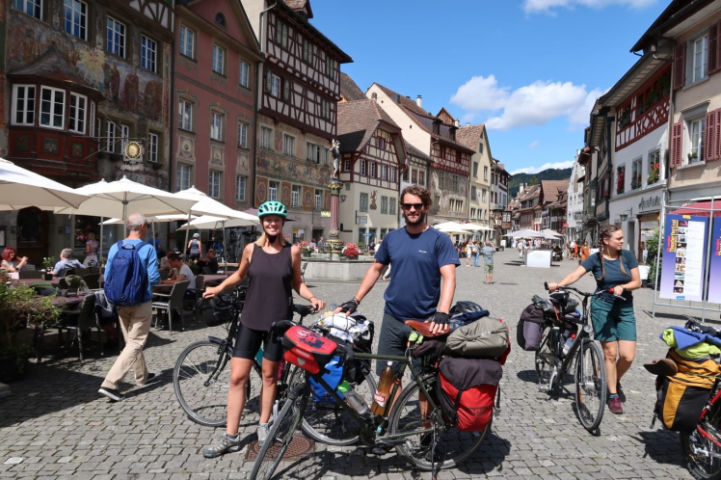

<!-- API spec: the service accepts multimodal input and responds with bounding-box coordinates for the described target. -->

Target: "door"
[17,207,49,267]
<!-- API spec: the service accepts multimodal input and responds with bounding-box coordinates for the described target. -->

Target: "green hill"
[509,168,572,197]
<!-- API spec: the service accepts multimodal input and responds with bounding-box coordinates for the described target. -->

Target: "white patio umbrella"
[0,157,88,210]
[433,221,475,235]
[177,214,258,230]
[542,229,564,237]
[507,229,544,238]
[464,223,494,232]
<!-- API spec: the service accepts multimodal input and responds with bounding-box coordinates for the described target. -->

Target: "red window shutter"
[673,43,686,90]
[670,122,683,168]
[710,23,719,73]
[705,110,716,161]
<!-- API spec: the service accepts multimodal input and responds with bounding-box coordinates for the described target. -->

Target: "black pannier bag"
[517,303,545,351]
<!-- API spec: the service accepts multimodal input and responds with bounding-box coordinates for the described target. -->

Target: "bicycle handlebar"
[544,282,600,298]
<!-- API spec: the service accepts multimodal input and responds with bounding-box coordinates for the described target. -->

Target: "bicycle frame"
[695,378,721,452]
[548,290,593,389]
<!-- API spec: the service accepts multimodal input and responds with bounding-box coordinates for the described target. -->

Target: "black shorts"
[376,312,414,376]
[232,322,283,362]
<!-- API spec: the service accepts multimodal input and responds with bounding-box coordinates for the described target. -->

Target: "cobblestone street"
[0,249,707,479]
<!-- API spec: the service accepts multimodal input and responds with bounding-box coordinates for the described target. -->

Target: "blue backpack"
[104,240,149,306]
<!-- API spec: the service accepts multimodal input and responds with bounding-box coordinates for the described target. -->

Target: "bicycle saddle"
[293,304,316,317]
[404,320,451,338]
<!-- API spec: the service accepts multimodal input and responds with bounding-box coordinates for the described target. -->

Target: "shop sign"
[638,194,661,213]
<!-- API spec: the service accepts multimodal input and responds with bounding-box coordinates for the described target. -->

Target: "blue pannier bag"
[309,355,345,403]
[104,240,149,306]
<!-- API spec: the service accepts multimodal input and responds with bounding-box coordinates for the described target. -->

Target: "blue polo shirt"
[104,239,160,303]
[376,227,459,320]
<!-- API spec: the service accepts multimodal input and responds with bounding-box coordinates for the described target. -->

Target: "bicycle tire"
[251,382,309,480]
[535,326,556,392]
[300,374,377,446]
[681,423,721,480]
[173,339,261,427]
[574,339,606,432]
[389,376,488,471]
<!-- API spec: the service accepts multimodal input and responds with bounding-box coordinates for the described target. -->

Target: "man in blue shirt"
[339,185,459,376]
[98,213,160,402]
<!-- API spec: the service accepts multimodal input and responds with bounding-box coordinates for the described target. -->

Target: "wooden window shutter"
[670,121,683,168]
[706,108,721,162]
[673,43,686,90]
[710,22,719,74]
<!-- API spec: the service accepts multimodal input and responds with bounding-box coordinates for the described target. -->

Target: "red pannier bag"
[281,325,338,374]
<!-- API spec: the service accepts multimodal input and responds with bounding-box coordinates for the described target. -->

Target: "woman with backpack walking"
[200,200,325,458]
[546,225,641,415]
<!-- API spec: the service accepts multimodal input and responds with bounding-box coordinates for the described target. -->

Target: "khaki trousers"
[101,302,152,389]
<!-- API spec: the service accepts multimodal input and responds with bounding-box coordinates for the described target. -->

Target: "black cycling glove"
[432,311,450,325]
[340,298,359,314]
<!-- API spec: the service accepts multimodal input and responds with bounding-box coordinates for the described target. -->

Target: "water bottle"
[562,334,576,356]
[342,382,370,416]
[370,361,394,416]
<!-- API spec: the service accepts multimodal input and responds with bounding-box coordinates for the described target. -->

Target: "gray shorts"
[376,312,415,376]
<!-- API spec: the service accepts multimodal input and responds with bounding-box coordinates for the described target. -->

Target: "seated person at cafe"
[1,247,28,272]
[197,248,219,274]
[161,252,196,299]
[52,248,84,278]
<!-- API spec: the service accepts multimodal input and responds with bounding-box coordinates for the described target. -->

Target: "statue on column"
[328,139,344,260]
[331,139,341,179]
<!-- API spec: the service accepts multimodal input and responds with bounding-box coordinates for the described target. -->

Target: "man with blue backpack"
[98,213,160,402]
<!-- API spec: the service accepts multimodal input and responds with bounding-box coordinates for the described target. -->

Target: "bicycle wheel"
[173,339,261,427]
[389,376,488,471]
[681,423,721,480]
[574,339,606,432]
[535,326,556,392]
[301,374,377,446]
[251,383,309,480]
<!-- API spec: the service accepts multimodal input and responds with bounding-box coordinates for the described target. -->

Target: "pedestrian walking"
[473,241,481,267]
[547,225,641,415]
[98,214,160,402]
[481,242,495,284]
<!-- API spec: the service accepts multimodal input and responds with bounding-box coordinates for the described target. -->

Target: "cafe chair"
[57,294,100,361]
[152,280,190,331]
[79,270,100,290]
[18,269,43,279]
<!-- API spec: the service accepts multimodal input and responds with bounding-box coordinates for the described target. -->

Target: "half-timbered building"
[336,98,405,246]
[457,124,493,240]
[491,159,511,242]
[172,0,262,213]
[1,0,174,264]
[244,0,352,242]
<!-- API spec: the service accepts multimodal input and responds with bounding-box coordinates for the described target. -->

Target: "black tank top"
[241,243,293,331]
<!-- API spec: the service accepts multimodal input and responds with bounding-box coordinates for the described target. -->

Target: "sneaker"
[616,381,626,403]
[257,422,270,446]
[607,396,623,414]
[202,433,241,458]
[98,387,125,402]
[138,372,160,387]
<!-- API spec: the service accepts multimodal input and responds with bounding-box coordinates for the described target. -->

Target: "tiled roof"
[541,180,570,203]
[404,141,430,160]
[337,99,400,153]
[456,125,485,150]
[518,184,541,202]
[340,72,366,101]
[375,83,433,118]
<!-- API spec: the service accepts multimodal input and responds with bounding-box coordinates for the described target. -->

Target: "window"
[381,165,388,181]
[305,143,328,164]
[64,0,87,40]
[381,196,388,214]
[303,39,313,63]
[390,167,396,183]
[39,87,65,129]
[235,175,247,202]
[210,111,223,141]
[687,116,705,164]
[483,166,488,181]
[275,20,288,48]
[360,160,367,176]
[106,16,126,58]
[260,126,273,150]
[321,99,331,119]
[268,181,279,201]
[325,57,336,78]
[141,35,157,73]
[359,192,369,212]
[631,158,642,190]
[291,185,301,208]
[13,0,41,19]
[105,120,116,152]
[212,44,225,75]
[179,25,195,58]
[177,164,192,191]
[471,186,477,202]
[482,189,487,203]
[368,162,377,178]
[343,159,351,171]
[239,61,250,88]
[148,132,159,163]
[472,162,479,178]
[283,134,295,157]
[237,122,248,148]
[314,189,322,210]
[282,78,292,102]
[267,71,281,97]
[178,99,192,131]
[120,123,130,155]
[479,141,484,154]
[95,117,101,140]
[688,33,708,85]
[648,149,661,184]
[208,170,221,198]
[12,85,36,126]
[616,165,625,194]
[389,199,396,215]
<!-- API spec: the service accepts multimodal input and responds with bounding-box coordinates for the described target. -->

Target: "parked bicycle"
[172,287,375,444]
[535,283,607,432]
[251,320,491,480]
[681,375,721,480]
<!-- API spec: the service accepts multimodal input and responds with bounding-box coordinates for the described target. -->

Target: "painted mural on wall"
[256,152,331,187]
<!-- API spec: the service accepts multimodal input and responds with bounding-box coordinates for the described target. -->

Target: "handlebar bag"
[282,325,338,375]
[517,303,544,351]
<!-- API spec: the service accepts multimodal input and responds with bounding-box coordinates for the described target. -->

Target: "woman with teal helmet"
[201,199,325,458]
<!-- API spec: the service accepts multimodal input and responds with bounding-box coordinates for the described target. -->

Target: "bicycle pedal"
[370,445,393,455]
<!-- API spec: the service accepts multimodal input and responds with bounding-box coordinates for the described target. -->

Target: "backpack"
[104,240,149,306]
[436,356,502,432]
[517,303,545,351]
[654,349,721,431]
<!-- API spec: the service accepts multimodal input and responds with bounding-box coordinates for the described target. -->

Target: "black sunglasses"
[401,203,425,211]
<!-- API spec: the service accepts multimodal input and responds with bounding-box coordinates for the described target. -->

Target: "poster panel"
[659,214,708,301]
[707,218,721,304]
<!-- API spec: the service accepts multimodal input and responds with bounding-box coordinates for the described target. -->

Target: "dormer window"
[215,13,226,27]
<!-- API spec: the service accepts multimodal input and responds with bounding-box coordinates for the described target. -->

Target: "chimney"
[454,119,459,127]
[416,95,422,107]
[395,94,401,103]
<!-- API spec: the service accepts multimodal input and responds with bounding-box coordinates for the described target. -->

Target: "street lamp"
[619,208,633,222]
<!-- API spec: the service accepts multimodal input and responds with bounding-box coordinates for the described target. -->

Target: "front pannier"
[517,303,545,351]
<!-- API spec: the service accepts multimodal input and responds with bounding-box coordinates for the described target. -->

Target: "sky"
[307,0,670,175]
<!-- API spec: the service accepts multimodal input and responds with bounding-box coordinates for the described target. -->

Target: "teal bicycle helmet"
[258,200,287,218]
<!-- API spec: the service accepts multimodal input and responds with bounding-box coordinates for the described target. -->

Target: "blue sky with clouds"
[309,0,668,174]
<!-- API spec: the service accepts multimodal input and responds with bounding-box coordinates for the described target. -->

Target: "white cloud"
[529,140,540,149]
[450,76,602,131]
[523,0,656,14]
[510,161,575,175]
